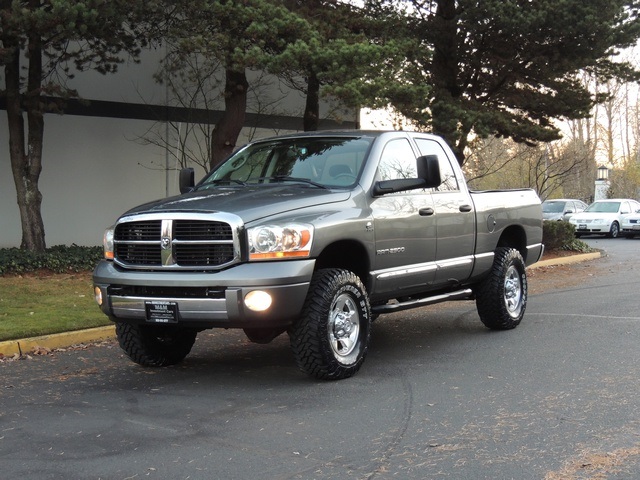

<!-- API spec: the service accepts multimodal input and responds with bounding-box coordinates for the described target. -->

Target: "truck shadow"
[119,302,506,387]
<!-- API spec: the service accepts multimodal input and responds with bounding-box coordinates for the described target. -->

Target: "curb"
[0,325,115,357]
[529,251,601,269]
[0,252,602,357]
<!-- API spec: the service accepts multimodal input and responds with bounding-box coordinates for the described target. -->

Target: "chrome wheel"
[329,293,360,360]
[504,265,523,318]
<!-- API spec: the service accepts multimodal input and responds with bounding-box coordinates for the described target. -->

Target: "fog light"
[244,290,272,312]
[94,286,103,306]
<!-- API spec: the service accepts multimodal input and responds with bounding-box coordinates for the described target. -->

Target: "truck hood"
[121,185,351,223]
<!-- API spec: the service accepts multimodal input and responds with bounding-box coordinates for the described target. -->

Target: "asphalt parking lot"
[1,236,640,479]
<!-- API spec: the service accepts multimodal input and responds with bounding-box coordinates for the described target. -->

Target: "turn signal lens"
[94,286,103,306]
[103,227,115,260]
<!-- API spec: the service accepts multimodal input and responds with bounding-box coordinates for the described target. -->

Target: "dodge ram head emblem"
[161,236,171,250]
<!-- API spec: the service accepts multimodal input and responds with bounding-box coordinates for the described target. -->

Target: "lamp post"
[594,165,610,201]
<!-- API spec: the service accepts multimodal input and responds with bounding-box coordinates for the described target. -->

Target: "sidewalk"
[0,251,601,357]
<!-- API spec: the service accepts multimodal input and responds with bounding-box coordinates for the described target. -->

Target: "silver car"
[542,199,588,221]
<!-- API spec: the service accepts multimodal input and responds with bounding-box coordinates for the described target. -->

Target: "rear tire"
[115,323,197,367]
[289,268,371,380]
[475,247,527,330]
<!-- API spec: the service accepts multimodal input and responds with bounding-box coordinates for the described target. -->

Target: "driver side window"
[377,139,417,181]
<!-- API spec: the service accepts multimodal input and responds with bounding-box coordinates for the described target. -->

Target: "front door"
[370,137,438,298]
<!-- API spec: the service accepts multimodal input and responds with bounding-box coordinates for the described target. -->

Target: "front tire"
[115,323,197,367]
[608,221,620,238]
[289,268,371,380]
[475,247,527,330]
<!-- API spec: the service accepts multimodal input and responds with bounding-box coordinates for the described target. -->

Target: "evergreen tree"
[371,0,640,165]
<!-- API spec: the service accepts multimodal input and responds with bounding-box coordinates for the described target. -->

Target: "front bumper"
[571,220,610,233]
[93,259,315,329]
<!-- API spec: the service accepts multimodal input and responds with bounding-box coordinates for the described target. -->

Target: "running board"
[371,288,474,315]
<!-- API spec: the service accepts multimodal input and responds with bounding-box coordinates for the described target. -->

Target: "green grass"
[0,272,111,342]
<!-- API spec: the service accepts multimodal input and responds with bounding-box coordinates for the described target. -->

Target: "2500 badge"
[376,247,405,255]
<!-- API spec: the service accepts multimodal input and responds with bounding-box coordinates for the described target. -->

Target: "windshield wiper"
[195,179,246,190]
[252,175,329,189]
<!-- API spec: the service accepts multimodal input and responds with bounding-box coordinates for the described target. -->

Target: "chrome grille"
[113,213,241,270]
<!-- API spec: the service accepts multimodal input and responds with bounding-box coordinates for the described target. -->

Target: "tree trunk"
[303,71,320,131]
[210,68,248,169]
[5,34,47,252]
[430,0,466,166]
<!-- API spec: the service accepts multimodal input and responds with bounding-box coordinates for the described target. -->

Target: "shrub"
[542,220,593,252]
[0,245,103,275]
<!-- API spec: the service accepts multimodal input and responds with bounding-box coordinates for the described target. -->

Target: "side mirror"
[373,178,427,196]
[564,210,574,214]
[179,168,195,194]
[417,155,441,188]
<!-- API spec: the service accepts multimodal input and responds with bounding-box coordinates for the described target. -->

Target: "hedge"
[0,245,103,275]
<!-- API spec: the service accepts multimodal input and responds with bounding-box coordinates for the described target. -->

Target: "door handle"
[419,207,435,216]
[459,204,472,212]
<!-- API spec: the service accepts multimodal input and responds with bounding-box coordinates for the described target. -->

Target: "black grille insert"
[174,220,232,240]
[115,221,161,241]
[113,218,237,269]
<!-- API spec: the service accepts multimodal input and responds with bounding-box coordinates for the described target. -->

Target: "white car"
[621,208,640,238]
[569,198,640,238]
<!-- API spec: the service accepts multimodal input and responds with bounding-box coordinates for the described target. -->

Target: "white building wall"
[1,114,170,247]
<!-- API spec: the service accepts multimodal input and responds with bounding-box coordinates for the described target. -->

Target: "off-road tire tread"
[115,322,197,367]
[289,268,371,380]
[475,247,527,330]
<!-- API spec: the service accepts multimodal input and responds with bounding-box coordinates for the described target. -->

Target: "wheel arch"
[314,240,370,285]
[496,225,528,261]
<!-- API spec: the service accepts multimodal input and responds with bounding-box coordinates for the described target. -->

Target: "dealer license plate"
[145,301,178,324]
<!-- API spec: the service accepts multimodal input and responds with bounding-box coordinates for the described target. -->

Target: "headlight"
[103,226,115,260]
[248,223,313,260]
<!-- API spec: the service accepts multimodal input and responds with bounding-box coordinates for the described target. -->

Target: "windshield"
[585,201,620,213]
[542,201,566,213]
[197,136,373,190]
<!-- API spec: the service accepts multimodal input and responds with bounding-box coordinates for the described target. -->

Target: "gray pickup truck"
[93,130,543,380]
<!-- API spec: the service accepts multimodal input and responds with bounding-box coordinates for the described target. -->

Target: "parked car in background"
[542,198,588,221]
[621,206,640,238]
[569,198,640,238]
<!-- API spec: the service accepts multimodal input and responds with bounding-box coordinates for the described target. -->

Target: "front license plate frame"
[145,301,179,324]
[578,224,587,230]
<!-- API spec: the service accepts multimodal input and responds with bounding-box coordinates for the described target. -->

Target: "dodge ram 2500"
[93,130,543,379]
